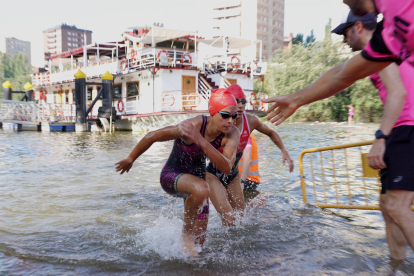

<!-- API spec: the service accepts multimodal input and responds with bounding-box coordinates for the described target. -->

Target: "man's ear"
[354,21,364,33]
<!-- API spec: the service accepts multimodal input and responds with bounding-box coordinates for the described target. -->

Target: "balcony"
[212,7,241,19]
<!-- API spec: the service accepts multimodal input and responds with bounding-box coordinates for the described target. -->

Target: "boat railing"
[0,99,42,124]
[204,55,258,74]
[297,140,400,210]
[39,103,76,123]
[32,60,119,86]
[161,91,207,112]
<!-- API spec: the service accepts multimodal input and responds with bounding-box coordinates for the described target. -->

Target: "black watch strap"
[375,130,389,140]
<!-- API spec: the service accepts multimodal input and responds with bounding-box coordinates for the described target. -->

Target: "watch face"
[375,130,382,139]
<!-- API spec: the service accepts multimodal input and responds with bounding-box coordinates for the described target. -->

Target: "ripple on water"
[0,124,412,275]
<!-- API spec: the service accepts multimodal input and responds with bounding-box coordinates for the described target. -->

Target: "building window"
[68,31,71,35]
[264,27,267,32]
[114,84,122,100]
[127,82,139,101]
[68,43,72,46]
[68,37,71,41]
[264,46,266,50]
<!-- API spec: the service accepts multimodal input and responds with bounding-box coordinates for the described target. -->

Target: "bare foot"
[182,232,198,257]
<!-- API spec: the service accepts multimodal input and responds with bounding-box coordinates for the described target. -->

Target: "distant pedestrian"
[346,104,355,125]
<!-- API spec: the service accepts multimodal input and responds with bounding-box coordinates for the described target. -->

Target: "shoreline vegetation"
[255,22,383,124]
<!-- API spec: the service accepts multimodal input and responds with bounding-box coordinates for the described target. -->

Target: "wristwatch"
[375,130,389,140]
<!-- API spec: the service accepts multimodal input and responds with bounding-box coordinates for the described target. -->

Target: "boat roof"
[123,27,197,44]
[49,42,126,61]
[196,36,260,50]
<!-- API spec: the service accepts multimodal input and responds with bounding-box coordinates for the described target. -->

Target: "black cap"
[332,10,377,35]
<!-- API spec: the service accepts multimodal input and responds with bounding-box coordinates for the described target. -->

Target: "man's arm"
[263,53,392,125]
[367,63,407,170]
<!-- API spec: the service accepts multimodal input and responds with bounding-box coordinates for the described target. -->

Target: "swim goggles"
[236,99,247,104]
[218,111,238,119]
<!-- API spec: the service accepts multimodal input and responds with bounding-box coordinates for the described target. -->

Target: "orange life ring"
[188,93,201,107]
[117,100,124,112]
[250,93,257,105]
[120,58,127,71]
[260,93,268,111]
[248,60,258,71]
[230,56,240,69]
[161,93,175,106]
[181,53,192,68]
[157,50,169,63]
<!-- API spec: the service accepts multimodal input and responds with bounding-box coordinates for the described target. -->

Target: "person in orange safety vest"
[238,133,261,200]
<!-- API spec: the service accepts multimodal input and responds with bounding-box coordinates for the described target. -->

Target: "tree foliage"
[257,39,383,122]
[0,52,32,100]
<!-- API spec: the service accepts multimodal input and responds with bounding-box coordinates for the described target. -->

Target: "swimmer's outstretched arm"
[248,114,294,172]
[179,120,239,175]
[115,125,182,174]
[263,54,392,125]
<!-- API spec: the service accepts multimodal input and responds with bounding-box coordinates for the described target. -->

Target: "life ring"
[120,58,127,71]
[117,100,124,112]
[250,93,257,105]
[157,50,169,63]
[248,60,258,71]
[260,93,268,111]
[181,53,192,68]
[230,56,240,69]
[161,93,175,106]
[188,93,201,107]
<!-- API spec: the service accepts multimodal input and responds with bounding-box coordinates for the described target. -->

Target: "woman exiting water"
[206,84,294,226]
[115,88,240,257]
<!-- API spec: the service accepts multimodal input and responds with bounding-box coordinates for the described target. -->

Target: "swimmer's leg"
[176,174,210,257]
[206,172,236,226]
[226,174,246,212]
[193,199,209,247]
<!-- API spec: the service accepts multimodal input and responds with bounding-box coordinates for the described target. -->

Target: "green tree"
[325,18,332,41]
[304,30,316,46]
[292,33,304,45]
[0,52,32,100]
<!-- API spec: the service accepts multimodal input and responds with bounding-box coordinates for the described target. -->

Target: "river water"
[1,122,414,275]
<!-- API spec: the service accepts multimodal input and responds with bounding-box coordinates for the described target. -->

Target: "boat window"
[129,40,133,48]
[156,41,173,48]
[114,84,122,100]
[127,82,139,100]
[87,87,93,102]
[174,41,186,49]
[72,89,76,102]
[189,42,195,51]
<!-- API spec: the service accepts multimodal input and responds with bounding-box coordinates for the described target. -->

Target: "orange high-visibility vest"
[238,133,260,183]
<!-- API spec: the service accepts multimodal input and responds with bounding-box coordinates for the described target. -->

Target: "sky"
[0,0,348,67]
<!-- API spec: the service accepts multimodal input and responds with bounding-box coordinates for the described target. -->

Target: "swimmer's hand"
[115,156,134,174]
[282,150,294,173]
[263,94,299,126]
[179,121,203,145]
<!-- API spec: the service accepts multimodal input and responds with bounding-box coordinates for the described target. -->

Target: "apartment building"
[0,37,31,65]
[212,0,284,61]
[43,23,92,56]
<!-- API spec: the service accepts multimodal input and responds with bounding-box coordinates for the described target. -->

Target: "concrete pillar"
[74,70,88,132]
[98,71,116,122]
[2,81,12,100]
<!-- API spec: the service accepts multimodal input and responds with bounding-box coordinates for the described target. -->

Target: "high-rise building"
[43,23,92,56]
[0,37,31,65]
[212,0,284,61]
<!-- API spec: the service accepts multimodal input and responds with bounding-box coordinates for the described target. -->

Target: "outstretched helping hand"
[262,94,299,126]
[282,150,294,173]
[115,156,134,174]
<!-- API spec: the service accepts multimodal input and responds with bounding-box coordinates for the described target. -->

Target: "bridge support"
[74,70,88,132]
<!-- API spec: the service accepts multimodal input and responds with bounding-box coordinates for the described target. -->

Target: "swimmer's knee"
[193,181,209,199]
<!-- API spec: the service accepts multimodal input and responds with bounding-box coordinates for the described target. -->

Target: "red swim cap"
[227,84,245,99]
[208,88,237,116]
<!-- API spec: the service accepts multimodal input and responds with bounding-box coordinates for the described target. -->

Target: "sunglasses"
[218,111,238,119]
[236,99,247,104]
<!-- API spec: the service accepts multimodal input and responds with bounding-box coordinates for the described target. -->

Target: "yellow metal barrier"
[299,140,383,210]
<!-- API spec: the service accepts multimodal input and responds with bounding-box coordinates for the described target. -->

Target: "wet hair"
[361,20,377,31]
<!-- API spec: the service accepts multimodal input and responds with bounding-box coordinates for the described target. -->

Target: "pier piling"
[74,70,88,132]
